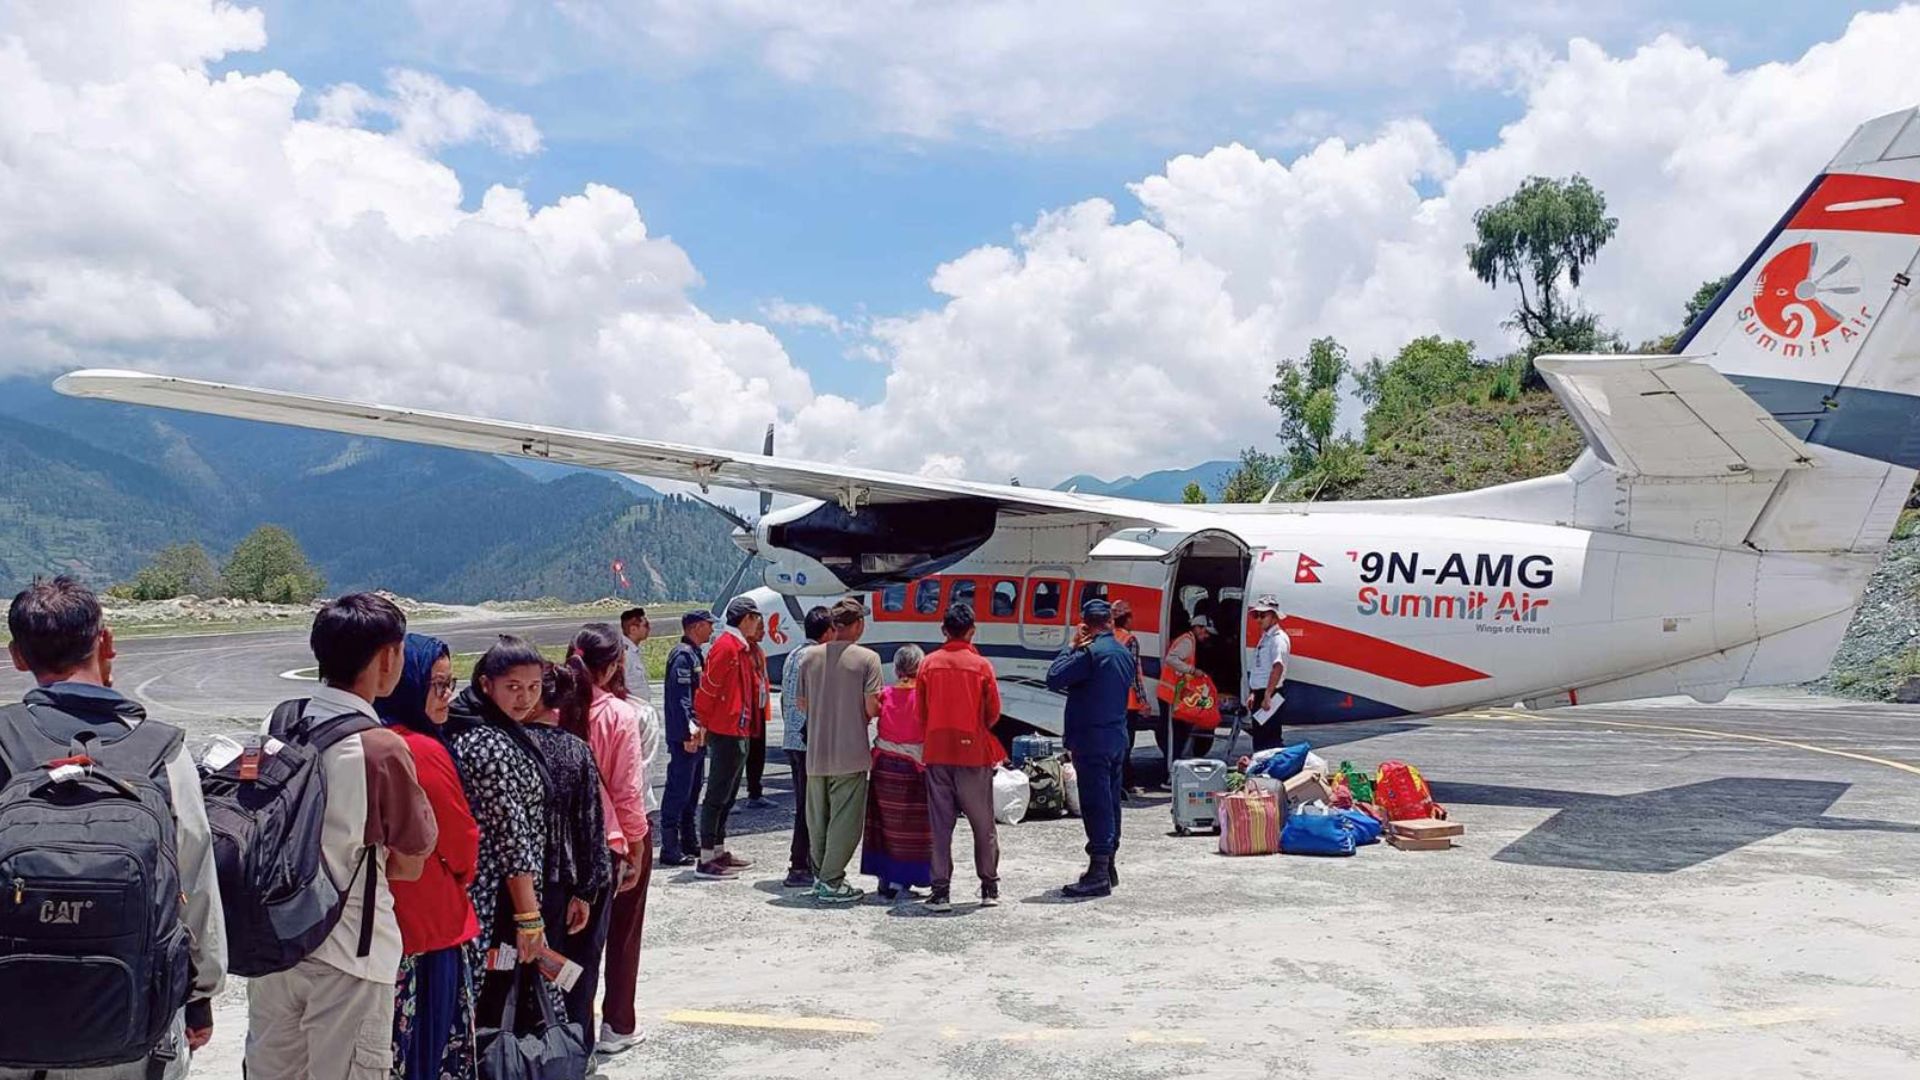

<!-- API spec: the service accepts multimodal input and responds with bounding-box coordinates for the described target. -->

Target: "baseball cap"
[830,596,870,627]
[723,595,761,626]
[681,608,715,628]
[1081,597,1112,621]
[1250,594,1284,616]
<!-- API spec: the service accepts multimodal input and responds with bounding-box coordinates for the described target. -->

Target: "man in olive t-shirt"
[796,597,883,903]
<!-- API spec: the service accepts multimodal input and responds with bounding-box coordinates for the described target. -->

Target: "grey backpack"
[0,703,192,1069]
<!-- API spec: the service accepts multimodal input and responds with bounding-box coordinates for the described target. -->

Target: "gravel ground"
[1808,534,1920,701]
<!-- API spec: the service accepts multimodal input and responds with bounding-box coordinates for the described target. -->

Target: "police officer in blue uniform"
[1045,597,1137,898]
[659,608,715,866]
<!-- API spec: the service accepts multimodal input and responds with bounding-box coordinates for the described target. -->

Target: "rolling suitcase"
[1171,758,1228,835]
[1168,698,1241,835]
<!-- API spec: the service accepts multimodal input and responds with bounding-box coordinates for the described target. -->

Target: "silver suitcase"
[1171,758,1228,835]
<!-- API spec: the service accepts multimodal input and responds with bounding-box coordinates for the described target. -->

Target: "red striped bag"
[1217,788,1282,856]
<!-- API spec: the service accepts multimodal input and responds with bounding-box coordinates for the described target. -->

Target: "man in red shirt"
[915,602,1006,913]
[692,596,768,879]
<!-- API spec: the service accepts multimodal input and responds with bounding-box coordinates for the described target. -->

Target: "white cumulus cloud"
[314,68,542,155]
[4,1,1920,492]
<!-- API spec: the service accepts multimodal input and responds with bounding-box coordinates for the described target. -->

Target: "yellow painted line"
[666,1010,882,1036]
[1350,1005,1836,1045]
[1441,711,1920,779]
[1128,1031,1209,1045]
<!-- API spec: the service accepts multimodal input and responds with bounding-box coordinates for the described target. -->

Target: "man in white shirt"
[620,607,654,706]
[1247,594,1290,751]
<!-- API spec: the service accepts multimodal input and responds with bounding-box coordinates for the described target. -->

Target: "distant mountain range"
[0,376,737,603]
[1053,460,1237,502]
[0,373,1244,600]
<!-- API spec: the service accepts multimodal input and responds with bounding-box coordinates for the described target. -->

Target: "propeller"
[702,423,777,612]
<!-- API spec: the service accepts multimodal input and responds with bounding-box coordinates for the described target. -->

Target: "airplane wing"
[52,369,1166,524]
[1535,354,1815,478]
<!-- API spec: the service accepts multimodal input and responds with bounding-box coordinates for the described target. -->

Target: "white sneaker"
[597,1022,647,1055]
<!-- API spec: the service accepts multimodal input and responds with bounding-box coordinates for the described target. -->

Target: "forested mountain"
[1053,460,1236,501]
[0,376,738,602]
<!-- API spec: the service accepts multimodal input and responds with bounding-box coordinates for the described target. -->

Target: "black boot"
[1062,856,1113,898]
[1108,857,1119,886]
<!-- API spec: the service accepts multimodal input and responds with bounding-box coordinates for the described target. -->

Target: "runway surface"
[8,624,1920,1078]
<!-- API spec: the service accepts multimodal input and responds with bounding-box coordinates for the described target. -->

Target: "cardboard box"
[1282,769,1331,807]
[1388,834,1453,852]
[1391,818,1464,840]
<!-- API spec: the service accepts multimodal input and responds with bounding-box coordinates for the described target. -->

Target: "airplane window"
[1076,581,1108,611]
[1031,580,1063,622]
[880,584,907,613]
[991,580,1019,618]
[950,578,977,612]
[915,578,942,616]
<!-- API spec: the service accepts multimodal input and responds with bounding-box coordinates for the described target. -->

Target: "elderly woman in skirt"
[862,645,932,900]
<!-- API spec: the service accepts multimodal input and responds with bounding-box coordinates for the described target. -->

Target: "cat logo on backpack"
[39,898,94,925]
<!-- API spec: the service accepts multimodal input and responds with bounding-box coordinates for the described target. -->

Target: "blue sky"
[226,2,1868,403]
[7,1,1911,486]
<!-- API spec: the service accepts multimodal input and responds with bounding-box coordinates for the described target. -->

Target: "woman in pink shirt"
[862,644,933,900]
[558,623,653,1054]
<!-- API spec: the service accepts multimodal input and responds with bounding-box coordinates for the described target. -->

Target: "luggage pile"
[994,735,1079,824]
[1174,743,1461,858]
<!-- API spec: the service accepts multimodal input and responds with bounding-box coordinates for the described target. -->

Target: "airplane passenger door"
[1020,566,1075,653]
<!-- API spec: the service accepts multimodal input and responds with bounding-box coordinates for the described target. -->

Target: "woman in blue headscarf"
[376,634,482,1080]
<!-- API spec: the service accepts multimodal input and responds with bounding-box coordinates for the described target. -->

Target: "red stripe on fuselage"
[1283,616,1489,688]
[1787,174,1920,236]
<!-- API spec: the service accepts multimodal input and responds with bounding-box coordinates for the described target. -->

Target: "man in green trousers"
[796,597,885,903]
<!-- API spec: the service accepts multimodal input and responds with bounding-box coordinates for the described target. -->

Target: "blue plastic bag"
[1248,742,1313,782]
[1332,808,1383,846]
[1280,810,1357,856]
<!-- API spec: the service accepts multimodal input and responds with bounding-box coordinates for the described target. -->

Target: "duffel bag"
[1280,808,1357,857]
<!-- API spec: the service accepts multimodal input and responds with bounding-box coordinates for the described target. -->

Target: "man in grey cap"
[693,596,769,878]
[1045,597,1136,898]
[1247,594,1290,750]
[659,608,716,866]
[795,596,883,903]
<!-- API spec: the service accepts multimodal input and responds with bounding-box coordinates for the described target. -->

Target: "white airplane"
[54,106,1920,742]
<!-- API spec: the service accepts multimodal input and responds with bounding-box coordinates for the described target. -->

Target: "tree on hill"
[1467,175,1620,378]
[1355,336,1482,443]
[120,541,221,601]
[1261,336,1363,500]
[1682,275,1731,331]
[222,525,326,603]
[1215,448,1285,503]
[1180,481,1207,504]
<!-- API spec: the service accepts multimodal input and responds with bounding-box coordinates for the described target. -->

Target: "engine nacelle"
[757,496,997,595]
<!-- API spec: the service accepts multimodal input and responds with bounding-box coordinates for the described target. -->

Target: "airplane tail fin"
[1673,105,1920,555]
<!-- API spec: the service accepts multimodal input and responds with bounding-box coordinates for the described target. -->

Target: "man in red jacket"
[916,602,1006,913]
[692,596,768,879]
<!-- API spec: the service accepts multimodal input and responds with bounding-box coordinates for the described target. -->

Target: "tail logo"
[1743,240,1871,357]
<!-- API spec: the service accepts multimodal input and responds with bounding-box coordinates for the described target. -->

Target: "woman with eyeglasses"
[444,636,562,1028]
[374,633,483,1080]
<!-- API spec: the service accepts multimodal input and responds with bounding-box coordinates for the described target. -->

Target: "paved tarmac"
[10,625,1920,1078]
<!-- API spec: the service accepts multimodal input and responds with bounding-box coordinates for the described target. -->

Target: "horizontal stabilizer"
[1536,353,1815,478]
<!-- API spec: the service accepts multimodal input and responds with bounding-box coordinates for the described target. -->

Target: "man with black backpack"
[0,576,226,1080]
[240,593,437,1080]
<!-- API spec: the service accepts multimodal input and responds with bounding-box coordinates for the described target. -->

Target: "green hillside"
[0,377,740,602]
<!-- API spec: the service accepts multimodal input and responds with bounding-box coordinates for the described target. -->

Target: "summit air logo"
[1739,240,1872,358]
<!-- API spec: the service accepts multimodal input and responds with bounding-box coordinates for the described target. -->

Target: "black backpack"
[0,703,192,1069]
[1023,755,1068,820]
[200,698,380,978]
